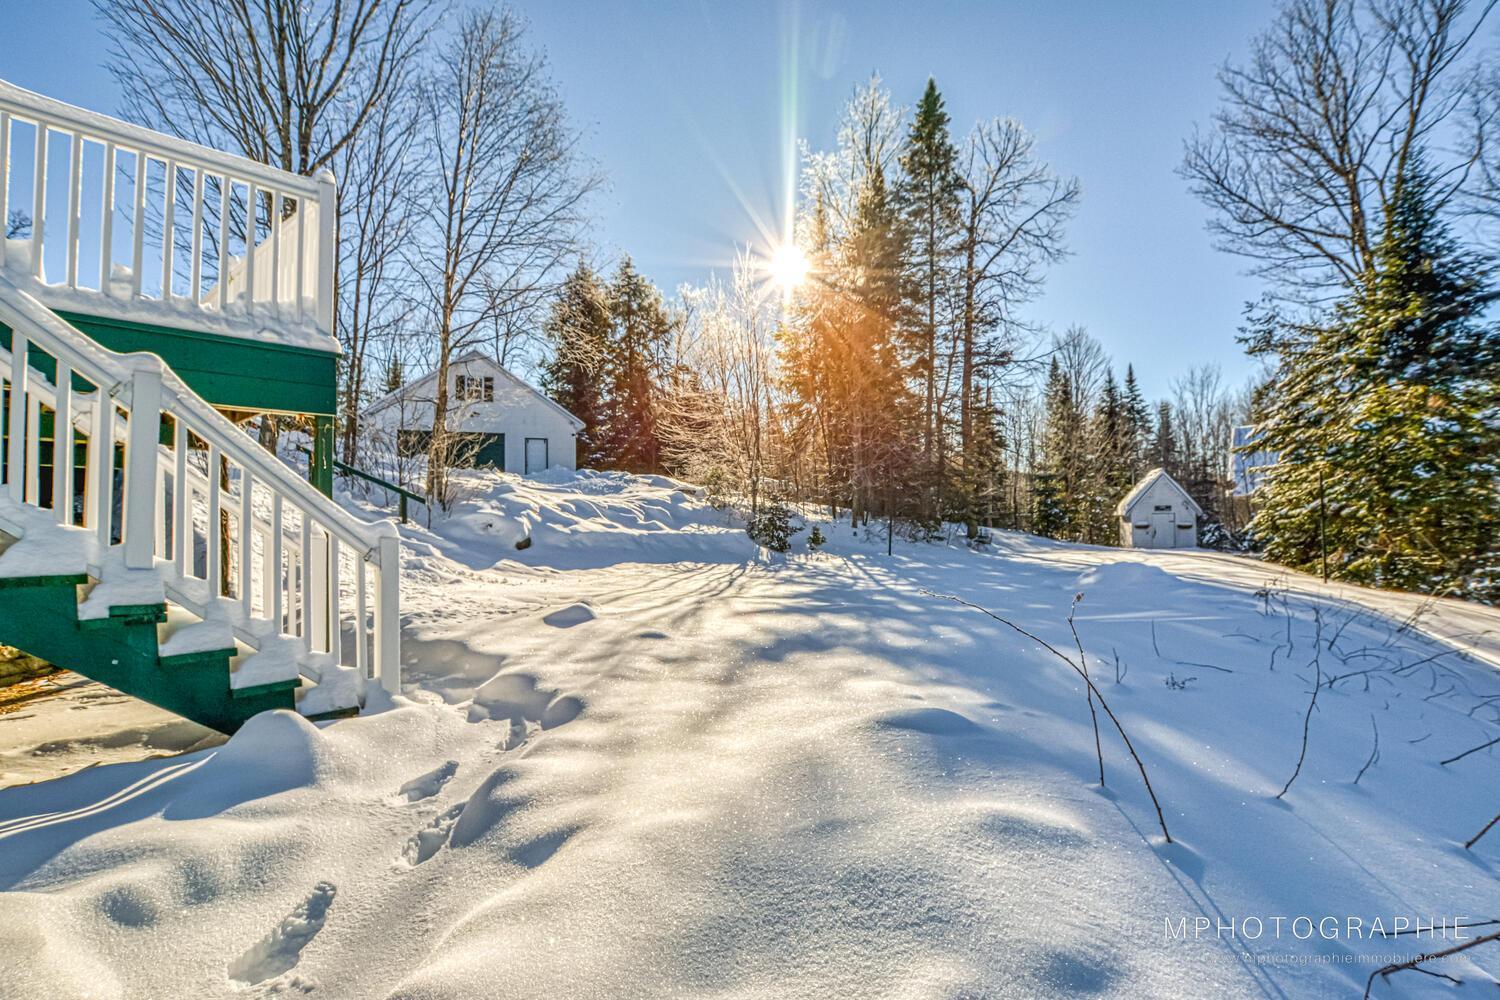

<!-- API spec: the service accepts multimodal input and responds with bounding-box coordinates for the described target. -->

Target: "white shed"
[1116,468,1202,549]
[362,351,583,474]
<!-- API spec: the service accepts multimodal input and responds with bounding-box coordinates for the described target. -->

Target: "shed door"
[524,437,549,474]
[1148,512,1175,548]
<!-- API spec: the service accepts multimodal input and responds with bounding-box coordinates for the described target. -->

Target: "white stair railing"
[0,269,399,696]
[0,79,335,336]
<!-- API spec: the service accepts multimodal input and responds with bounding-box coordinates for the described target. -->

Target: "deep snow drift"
[0,469,1497,998]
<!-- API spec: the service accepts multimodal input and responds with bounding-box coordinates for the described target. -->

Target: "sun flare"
[765,241,811,295]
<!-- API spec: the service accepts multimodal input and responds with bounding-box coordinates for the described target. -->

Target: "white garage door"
[524,437,549,475]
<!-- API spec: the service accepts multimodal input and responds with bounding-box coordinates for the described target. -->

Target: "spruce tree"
[1252,154,1500,601]
[542,263,613,467]
[895,78,963,475]
[1122,364,1151,479]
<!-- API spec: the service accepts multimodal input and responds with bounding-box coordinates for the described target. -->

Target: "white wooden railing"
[0,79,335,335]
[0,270,398,696]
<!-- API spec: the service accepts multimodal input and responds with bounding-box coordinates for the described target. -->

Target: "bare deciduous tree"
[409,8,597,502]
[336,86,420,465]
[956,119,1079,529]
[1182,0,1498,298]
[95,0,437,179]
[4,210,29,240]
[666,252,780,514]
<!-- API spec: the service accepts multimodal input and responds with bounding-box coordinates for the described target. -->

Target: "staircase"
[0,82,400,732]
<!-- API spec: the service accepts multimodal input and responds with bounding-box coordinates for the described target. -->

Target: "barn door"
[524,437,549,475]
[1149,512,1174,548]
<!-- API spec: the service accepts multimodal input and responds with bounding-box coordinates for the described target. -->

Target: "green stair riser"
[0,580,294,733]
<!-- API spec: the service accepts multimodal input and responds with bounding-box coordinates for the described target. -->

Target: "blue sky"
[2,0,1274,397]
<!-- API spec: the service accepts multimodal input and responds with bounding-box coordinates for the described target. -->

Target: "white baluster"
[355,555,369,683]
[161,159,176,301]
[99,142,115,296]
[130,151,146,300]
[309,524,329,652]
[328,534,341,660]
[270,493,284,633]
[206,441,221,594]
[24,392,39,504]
[316,170,336,333]
[375,534,400,694]
[53,360,71,523]
[7,330,27,501]
[239,467,253,614]
[172,417,187,574]
[66,133,81,288]
[0,111,10,271]
[90,389,114,546]
[189,169,205,300]
[122,362,161,570]
[217,179,230,310]
[31,123,46,280]
[299,510,312,648]
[244,181,256,311]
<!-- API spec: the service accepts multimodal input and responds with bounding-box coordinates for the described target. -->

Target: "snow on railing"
[0,270,398,697]
[0,79,335,339]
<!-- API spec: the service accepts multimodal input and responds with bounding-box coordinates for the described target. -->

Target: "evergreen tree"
[895,78,962,472]
[1149,400,1179,476]
[604,257,675,473]
[1085,370,1130,543]
[1252,154,1500,601]
[542,263,613,467]
[1122,364,1151,478]
[382,357,405,393]
[1037,358,1084,539]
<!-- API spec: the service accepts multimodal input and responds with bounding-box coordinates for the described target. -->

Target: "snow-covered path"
[0,473,1496,998]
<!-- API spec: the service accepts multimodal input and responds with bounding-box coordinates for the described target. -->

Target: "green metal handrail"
[296,446,424,522]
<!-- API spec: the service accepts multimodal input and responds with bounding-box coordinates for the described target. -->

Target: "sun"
[764,241,811,295]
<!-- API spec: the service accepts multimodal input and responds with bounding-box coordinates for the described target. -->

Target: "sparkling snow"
[0,469,1496,998]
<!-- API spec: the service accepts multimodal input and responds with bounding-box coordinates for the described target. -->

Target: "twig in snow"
[1149,620,1234,674]
[1354,715,1379,785]
[1111,646,1126,684]
[1069,594,1105,787]
[1277,608,1323,800]
[1440,735,1500,766]
[1363,928,1500,998]
[923,589,1173,843]
[1466,810,1500,850]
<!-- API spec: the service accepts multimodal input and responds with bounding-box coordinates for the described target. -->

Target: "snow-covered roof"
[1115,468,1203,519]
[362,351,584,430]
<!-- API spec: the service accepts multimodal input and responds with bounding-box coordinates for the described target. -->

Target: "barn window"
[455,375,494,402]
[1153,504,1172,512]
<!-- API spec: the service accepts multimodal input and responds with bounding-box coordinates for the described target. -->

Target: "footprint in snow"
[402,804,465,866]
[227,882,336,985]
[396,760,459,803]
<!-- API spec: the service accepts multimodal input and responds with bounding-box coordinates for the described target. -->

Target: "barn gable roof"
[361,351,584,430]
[1115,468,1204,519]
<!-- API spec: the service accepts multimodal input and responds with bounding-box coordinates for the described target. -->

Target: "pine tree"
[542,264,614,468]
[382,357,405,393]
[1253,154,1500,601]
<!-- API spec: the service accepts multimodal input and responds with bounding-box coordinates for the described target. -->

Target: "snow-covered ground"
[0,469,1497,998]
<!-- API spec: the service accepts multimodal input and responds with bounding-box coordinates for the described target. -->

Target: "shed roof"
[1115,468,1204,519]
[361,350,584,431]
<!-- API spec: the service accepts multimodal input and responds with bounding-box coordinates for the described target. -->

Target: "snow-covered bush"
[748,499,800,553]
[807,525,827,551]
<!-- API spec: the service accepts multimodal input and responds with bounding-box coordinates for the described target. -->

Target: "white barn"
[1116,468,1202,549]
[362,351,583,474]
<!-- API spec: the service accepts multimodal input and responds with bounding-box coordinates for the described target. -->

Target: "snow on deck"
[0,468,1496,997]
